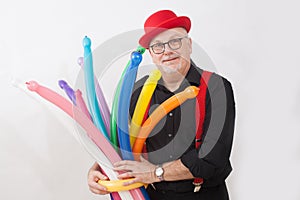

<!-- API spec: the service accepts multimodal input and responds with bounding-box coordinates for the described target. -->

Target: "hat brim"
[139,16,191,48]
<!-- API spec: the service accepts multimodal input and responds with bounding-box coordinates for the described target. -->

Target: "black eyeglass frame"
[149,35,189,54]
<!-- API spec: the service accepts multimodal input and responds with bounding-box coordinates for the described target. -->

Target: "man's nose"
[163,44,173,54]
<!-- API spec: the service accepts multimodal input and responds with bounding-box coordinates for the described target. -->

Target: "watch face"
[155,167,163,176]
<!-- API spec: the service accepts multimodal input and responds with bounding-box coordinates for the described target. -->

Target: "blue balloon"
[83,36,109,140]
[117,51,142,160]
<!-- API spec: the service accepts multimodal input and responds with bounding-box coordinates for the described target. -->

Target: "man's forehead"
[150,27,187,43]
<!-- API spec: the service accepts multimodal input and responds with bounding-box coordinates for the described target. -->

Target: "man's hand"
[87,162,110,195]
[113,156,157,185]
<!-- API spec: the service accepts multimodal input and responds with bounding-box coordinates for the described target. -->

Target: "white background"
[1,0,300,199]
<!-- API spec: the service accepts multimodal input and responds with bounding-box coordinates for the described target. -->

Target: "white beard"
[160,63,182,74]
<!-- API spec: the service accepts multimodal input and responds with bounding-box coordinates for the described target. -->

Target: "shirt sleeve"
[181,74,236,180]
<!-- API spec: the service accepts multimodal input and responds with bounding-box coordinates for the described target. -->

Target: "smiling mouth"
[163,57,179,63]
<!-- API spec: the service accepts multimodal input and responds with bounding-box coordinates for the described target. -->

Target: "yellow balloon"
[98,179,145,192]
[129,69,161,146]
[132,86,199,160]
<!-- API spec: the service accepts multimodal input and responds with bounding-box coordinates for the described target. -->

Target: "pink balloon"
[74,89,92,120]
[26,80,145,200]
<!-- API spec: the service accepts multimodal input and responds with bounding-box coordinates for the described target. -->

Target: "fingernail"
[99,186,106,191]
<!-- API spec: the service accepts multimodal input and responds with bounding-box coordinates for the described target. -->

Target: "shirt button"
[169,155,173,159]
[168,134,172,137]
[169,112,173,117]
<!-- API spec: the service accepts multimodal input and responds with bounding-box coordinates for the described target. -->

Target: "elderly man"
[88,10,235,200]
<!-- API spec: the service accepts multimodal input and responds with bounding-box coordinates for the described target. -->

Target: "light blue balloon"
[83,36,109,140]
[117,51,142,160]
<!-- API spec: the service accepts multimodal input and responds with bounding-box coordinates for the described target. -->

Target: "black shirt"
[130,62,235,192]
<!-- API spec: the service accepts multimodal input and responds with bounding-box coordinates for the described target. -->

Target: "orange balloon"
[132,86,199,160]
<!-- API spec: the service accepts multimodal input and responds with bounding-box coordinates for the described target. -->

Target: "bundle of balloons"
[26,36,199,200]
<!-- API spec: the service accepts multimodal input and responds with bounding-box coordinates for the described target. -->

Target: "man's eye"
[153,43,163,48]
[169,39,180,45]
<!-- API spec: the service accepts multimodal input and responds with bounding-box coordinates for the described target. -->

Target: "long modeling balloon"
[58,80,76,105]
[26,81,147,200]
[98,179,145,192]
[129,69,161,146]
[117,51,142,160]
[110,46,145,149]
[78,57,111,138]
[95,80,111,137]
[83,36,109,140]
[132,86,199,160]
[74,89,92,120]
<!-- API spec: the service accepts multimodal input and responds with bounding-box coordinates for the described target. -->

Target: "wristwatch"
[155,164,164,181]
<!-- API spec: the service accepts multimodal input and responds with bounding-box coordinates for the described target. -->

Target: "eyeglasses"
[150,36,189,54]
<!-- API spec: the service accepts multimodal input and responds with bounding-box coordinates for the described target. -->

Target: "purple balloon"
[58,80,76,105]
[95,80,111,137]
[77,57,84,67]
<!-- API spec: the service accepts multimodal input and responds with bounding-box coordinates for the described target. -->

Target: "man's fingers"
[89,181,105,190]
[89,181,109,193]
[88,170,109,195]
[114,164,133,172]
[117,172,133,179]
[90,187,109,195]
[89,170,108,181]
[123,178,138,186]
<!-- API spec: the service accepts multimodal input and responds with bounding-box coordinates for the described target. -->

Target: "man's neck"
[163,76,185,92]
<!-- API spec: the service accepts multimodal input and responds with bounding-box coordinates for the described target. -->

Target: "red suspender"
[195,71,212,148]
[193,70,212,192]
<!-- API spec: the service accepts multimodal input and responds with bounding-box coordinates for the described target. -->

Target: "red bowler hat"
[139,10,191,48]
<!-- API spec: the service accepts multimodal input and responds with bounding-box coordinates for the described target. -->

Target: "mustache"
[162,55,180,62]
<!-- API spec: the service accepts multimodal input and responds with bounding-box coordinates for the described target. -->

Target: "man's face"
[149,27,192,75]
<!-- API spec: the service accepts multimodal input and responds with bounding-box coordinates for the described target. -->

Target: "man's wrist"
[154,164,164,182]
